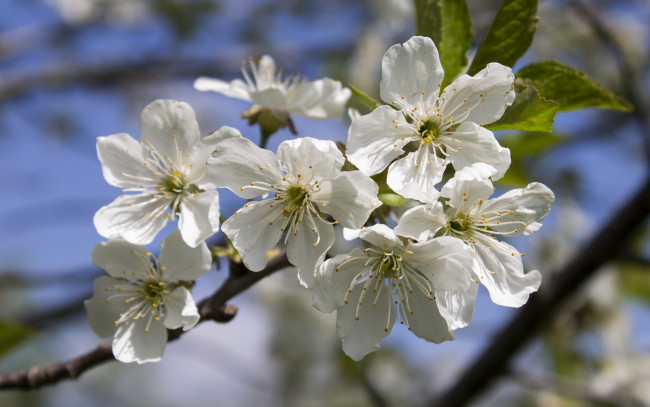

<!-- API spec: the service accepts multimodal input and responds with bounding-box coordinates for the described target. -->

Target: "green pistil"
[448,214,474,239]
[420,121,440,144]
[163,170,187,193]
[283,185,308,216]
[143,280,168,306]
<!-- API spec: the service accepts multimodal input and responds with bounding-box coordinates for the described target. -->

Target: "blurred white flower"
[313,224,475,361]
[94,99,235,247]
[85,230,211,364]
[347,36,513,202]
[211,136,381,287]
[395,163,555,307]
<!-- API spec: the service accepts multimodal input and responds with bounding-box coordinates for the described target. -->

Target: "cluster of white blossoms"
[86,36,554,363]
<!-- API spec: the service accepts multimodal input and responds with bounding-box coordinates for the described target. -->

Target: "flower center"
[163,170,187,193]
[447,213,475,240]
[282,184,308,216]
[420,120,440,144]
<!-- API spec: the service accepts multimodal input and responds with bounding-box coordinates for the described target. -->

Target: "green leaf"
[415,0,472,86]
[348,84,381,111]
[486,82,558,133]
[467,0,538,76]
[496,131,564,186]
[516,60,633,112]
[0,321,35,358]
[378,193,406,207]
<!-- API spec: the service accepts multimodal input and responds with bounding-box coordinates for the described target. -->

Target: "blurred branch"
[428,175,650,407]
[512,369,646,407]
[0,253,290,390]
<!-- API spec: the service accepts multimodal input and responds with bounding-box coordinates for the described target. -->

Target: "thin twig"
[0,253,290,390]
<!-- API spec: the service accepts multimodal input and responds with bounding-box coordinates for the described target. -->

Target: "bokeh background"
[1,0,650,406]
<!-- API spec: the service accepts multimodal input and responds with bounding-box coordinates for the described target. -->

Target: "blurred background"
[1,0,649,406]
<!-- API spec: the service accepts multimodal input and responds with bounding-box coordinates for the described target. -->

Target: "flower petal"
[193,77,252,101]
[277,137,344,182]
[158,229,212,281]
[336,282,395,361]
[94,194,170,245]
[163,287,200,331]
[287,215,335,288]
[208,136,283,199]
[394,202,446,241]
[444,122,511,180]
[96,133,154,188]
[435,284,478,330]
[387,146,443,202]
[188,126,243,187]
[178,190,220,248]
[441,62,515,125]
[84,276,123,338]
[249,88,289,109]
[221,200,284,271]
[287,78,351,119]
[478,182,555,237]
[314,171,381,229]
[380,36,444,111]
[91,238,151,280]
[139,99,201,163]
[312,249,367,313]
[402,289,455,343]
[407,236,474,292]
[112,316,167,364]
[346,105,416,176]
[472,236,541,307]
[358,224,402,250]
[440,163,496,214]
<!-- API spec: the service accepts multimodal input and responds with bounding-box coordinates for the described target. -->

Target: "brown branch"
[427,175,650,407]
[0,253,290,390]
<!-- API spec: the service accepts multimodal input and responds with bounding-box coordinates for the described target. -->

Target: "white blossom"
[194,55,351,123]
[313,224,475,361]
[84,230,211,364]
[210,136,381,287]
[94,99,236,247]
[347,36,514,202]
[395,163,555,307]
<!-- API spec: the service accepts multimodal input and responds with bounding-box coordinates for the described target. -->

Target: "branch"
[428,175,650,407]
[0,253,291,390]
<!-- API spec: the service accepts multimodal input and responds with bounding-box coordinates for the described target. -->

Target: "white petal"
[441,63,515,125]
[287,78,351,119]
[435,284,478,330]
[346,106,417,176]
[312,250,367,313]
[472,237,541,307]
[249,88,289,109]
[158,229,212,281]
[84,276,123,338]
[91,239,151,280]
[402,289,455,343]
[187,126,243,186]
[193,77,252,101]
[277,137,344,182]
[163,287,200,331]
[394,202,446,241]
[208,136,283,199]
[94,194,170,245]
[358,224,402,250]
[178,190,220,247]
[478,182,555,237]
[444,123,510,180]
[313,171,381,229]
[380,36,444,111]
[139,100,202,163]
[286,215,335,288]
[407,236,474,292]
[96,133,155,188]
[221,200,284,271]
[112,316,167,364]
[441,164,496,214]
[387,146,443,202]
[336,282,395,361]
